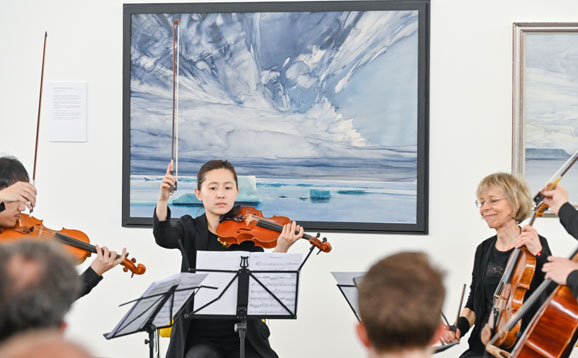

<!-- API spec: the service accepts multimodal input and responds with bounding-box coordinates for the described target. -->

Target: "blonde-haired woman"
[442,173,552,357]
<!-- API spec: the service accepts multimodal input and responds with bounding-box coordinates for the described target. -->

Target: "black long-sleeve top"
[558,202,578,297]
[460,234,552,357]
[153,207,278,358]
[77,267,102,299]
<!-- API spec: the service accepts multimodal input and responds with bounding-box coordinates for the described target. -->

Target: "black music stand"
[188,251,305,358]
[104,272,211,358]
[331,271,364,321]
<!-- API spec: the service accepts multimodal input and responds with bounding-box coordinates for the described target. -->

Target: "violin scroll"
[121,255,146,277]
[307,233,332,253]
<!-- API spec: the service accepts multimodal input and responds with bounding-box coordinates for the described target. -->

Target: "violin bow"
[530,148,578,223]
[32,32,48,191]
[29,31,48,213]
[446,283,465,332]
[170,20,180,193]
[455,284,466,326]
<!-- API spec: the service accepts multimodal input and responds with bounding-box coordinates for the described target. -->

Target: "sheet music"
[151,273,208,327]
[248,253,301,315]
[194,251,242,315]
[106,273,207,338]
[194,251,301,316]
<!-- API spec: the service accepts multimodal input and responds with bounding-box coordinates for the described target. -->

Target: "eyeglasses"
[475,197,506,208]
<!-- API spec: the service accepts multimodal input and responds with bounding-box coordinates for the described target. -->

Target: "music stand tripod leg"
[235,256,250,358]
[144,325,160,358]
[235,319,247,358]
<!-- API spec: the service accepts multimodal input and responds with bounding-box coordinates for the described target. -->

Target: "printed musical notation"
[194,251,302,316]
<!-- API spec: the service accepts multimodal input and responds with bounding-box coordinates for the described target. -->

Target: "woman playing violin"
[441,173,552,357]
[153,159,303,358]
[0,156,127,299]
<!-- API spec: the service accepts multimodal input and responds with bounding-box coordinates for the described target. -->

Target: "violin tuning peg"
[123,267,128,272]
[131,257,136,263]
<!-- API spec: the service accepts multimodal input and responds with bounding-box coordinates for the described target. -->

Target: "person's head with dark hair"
[191,160,239,220]
[0,156,36,227]
[196,160,238,190]
[0,240,80,343]
[356,252,445,357]
[0,156,29,190]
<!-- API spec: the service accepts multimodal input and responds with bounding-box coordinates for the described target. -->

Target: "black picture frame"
[122,0,430,233]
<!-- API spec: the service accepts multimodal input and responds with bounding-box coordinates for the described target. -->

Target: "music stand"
[188,251,303,358]
[104,272,211,358]
[331,271,364,321]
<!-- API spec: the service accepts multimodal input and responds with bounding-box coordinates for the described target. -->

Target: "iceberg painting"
[513,24,578,208]
[122,1,430,232]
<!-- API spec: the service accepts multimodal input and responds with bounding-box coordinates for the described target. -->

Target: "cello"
[480,199,548,348]
[485,247,578,358]
[508,248,578,358]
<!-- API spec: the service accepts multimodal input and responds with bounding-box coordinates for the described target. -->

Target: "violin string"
[53,232,96,252]
[254,216,317,241]
[38,225,135,264]
[35,224,95,252]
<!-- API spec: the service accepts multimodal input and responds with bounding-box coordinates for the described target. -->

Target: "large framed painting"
[513,23,578,214]
[122,1,430,233]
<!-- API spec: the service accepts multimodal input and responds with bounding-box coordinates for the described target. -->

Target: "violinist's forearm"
[156,198,169,222]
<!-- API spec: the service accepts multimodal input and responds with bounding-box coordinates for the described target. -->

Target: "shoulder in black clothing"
[559,202,578,241]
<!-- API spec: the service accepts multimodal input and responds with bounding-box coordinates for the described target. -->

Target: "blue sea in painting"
[129,10,420,224]
[130,175,416,224]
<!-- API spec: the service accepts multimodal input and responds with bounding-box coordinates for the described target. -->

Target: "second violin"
[0,213,146,277]
[216,206,332,253]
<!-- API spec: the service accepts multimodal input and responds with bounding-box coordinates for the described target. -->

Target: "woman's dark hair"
[0,157,30,190]
[197,160,238,190]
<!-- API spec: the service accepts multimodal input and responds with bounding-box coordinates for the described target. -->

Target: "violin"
[0,214,146,277]
[216,206,332,253]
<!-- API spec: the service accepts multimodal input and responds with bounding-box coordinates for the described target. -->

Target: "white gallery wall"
[1,0,578,357]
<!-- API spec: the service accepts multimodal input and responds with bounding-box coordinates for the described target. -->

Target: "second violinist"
[153,159,303,358]
[441,173,552,357]
[0,156,127,299]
